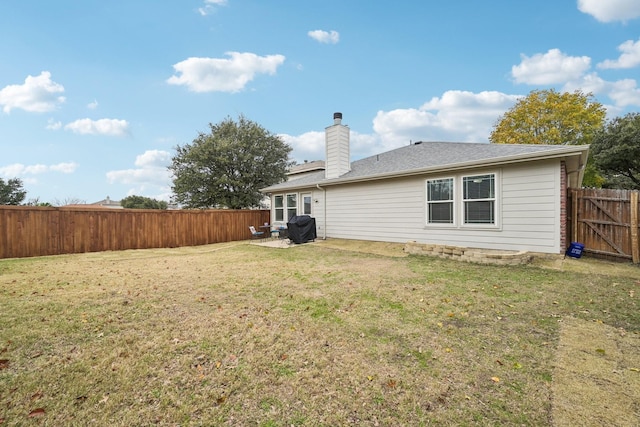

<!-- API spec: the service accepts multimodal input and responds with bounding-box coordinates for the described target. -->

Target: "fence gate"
[570,188,639,263]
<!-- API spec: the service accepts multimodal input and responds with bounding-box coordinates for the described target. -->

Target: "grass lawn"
[1,239,638,426]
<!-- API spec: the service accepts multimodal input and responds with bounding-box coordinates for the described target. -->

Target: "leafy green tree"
[590,113,640,190]
[490,89,607,187]
[24,198,53,206]
[582,158,607,188]
[121,195,168,209]
[170,115,292,209]
[0,178,27,205]
[489,89,606,146]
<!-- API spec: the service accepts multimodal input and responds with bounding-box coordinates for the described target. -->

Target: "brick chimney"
[325,112,351,179]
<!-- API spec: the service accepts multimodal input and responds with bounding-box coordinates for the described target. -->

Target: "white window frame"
[286,193,297,220]
[273,193,299,223]
[274,194,285,222]
[461,173,497,228]
[301,193,312,216]
[426,177,455,226]
[425,171,500,229]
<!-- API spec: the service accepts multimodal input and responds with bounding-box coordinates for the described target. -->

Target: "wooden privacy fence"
[0,206,270,259]
[569,188,639,263]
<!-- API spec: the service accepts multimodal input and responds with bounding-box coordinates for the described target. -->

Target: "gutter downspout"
[316,184,327,240]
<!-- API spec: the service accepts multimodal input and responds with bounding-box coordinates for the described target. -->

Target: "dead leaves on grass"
[25,391,47,418]
[27,408,46,418]
[189,357,233,406]
[192,353,239,380]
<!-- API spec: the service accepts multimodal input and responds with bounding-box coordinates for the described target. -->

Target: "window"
[425,172,498,228]
[274,195,284,222]
[302,193,312,215]
[427,178,454,224]
[463,174,495,224]
[286,194,297,220]
[274,193,298,221]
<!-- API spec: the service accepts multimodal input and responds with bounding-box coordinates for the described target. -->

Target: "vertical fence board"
[631,191,639,264]
[0,206,269,259]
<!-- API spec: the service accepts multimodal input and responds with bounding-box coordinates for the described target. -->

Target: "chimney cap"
[333,112,342,120]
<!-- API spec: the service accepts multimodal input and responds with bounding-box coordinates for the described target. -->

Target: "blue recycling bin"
[565,242,585,259]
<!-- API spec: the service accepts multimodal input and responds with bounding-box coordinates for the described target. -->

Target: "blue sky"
[1,0,640,204]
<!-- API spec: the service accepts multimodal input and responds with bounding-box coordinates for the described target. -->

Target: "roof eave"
[262,145,590,192]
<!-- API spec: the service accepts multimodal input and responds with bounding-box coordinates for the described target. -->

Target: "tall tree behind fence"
[0,206,270,259]
[569,188,639,263]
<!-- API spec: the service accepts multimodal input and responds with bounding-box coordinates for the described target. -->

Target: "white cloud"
[64,118,130,136]
[0,164,28,177]
[563,73,640,109]
[512,49,591,85]
[281,130,382,165]
[46,118,62,130]
[510,46,640,111]
[598,38,640,69]
[0,162,78,178]
[279,131,325,163]
[308,30,340,44]
[106,150,172,200]
[348,132,384,161]
[0,71,65,113]
[374,91,521,146]
[87,99,99,109]
[50,162,79,173]
[284,91,521,163]
[167,52,286,93]
[606,79,640,107]
[106,167,170,185]
[23,164,49,174]
[578,0,640,23]
[134,150,172,168]
[198,0,227,16]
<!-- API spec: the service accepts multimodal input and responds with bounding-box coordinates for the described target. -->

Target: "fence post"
[631,191,639,264]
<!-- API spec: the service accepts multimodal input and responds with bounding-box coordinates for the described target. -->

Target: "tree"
[169,115,293,209]
[121,195,168,210]
[0,178,27,205]
[24,198,53,207]
[489,89,606,146]
[490,89,607,187]
[52,197,86,207]
[582,158,607,188]
[590,113,640,190]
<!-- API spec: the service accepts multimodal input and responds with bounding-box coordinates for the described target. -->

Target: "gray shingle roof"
[262,141,588,192]
[287,160,325,175]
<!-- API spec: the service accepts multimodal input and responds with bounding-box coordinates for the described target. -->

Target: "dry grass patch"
[552,317,640,427]
[0,241,638,426]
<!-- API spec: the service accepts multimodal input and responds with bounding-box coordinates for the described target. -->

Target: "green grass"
[0,240,638,426]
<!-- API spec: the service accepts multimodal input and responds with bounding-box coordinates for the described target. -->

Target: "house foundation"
[403,241,533,266]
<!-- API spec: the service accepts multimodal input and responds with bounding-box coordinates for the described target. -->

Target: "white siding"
[318,160,562,254]
[325,124,350,179]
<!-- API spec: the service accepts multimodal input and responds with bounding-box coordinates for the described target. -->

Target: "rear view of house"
[262,113,589,255]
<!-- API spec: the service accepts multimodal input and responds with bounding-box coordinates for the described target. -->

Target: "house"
[64,196,123,209]
[261,113,589,255]
[287,160,326,181]
[90,196,123,209]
